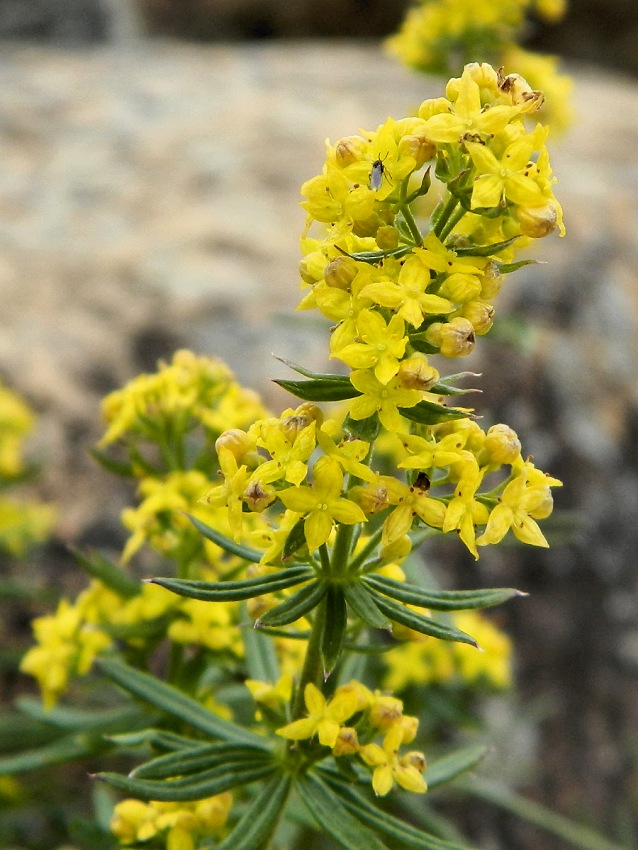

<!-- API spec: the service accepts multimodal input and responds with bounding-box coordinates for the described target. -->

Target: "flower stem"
[290,597,326,721]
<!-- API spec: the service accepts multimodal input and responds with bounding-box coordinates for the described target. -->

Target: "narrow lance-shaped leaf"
[15,697,147,732]
[363,575,525,611]
[343,582,391,630]
[0,736,103,776]
[453,236,518,257]
[399,399,472,426]
[149,565,315,603]
[368,593,478,647]
[95,762,276,803]
[320,771,473,850]
[98,659,270,749]
[425,744,489,791]
[295,772,391,850]
[131,743,265,780]
[273,377,359,403]
[321,586,348,676]
[216,772,291,850]
[256,581,327,629]
[186,514,265,562]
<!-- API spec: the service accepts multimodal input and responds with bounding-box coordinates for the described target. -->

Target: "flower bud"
[462,299,495,335]
[514,202,558,238]
[479,261,503,299]
[399,714,419,744]
[528,488,554,520]
[380,533,412,563]
[215,428,254,462]
[498,71,544,113]
[350,482,390,514]
[332,727,359,756]
[335,135,368,168]
[369,696,403,731]
[243,478,276,512]
[376,225,400,250]
[426,318,476,357]
[439,272,482,303]
[418,97,453,120]
[397,134,436,168]
[398,355,439,390]
[324,255,358,290]
[484,424,522,465]
[300,251,328,285]
[401,750,427,772]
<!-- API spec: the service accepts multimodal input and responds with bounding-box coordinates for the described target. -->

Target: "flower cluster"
[387,0,572,130]
[110,792,232,850]
[276,680,426,796]
[0,380,56,555]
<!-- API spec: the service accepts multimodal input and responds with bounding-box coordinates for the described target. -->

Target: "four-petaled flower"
[276,682,360,747]
[278,458,366,552]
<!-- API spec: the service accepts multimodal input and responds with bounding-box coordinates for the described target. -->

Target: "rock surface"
[1,41,637,847]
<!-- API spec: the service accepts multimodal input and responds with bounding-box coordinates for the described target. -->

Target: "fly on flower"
[369,154,390,191]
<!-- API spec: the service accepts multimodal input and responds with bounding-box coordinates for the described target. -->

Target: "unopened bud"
[426,318,476,357]
[462,299,495,335]
[215,429,254,462]
[376,225,400,250]
[335,135,368,168]
[514,202,558,238]
[324,255,358,289]
[484,424,522,465]
[401,750,427,772]
[398,134,436,168]
[498,70,544,113]
[243,478,276,512]
[397,355,439,390]
[332,727,359,756]
[479,261,503,299]
[300,251,328,285]
[350,483,390,514]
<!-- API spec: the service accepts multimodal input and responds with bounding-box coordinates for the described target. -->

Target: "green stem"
[290,598,327,721]
[432,193,460,239]
[330,522,355,577]
[347,526,383,574]
[438,203,467,242]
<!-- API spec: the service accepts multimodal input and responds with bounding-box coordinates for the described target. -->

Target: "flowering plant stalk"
[8,62,570,850]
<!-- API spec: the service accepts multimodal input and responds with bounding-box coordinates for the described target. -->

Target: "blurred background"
[0,1,637,849]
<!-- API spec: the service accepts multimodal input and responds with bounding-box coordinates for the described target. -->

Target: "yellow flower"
[477,460,561,548]
[276,682,360,747]
[359,725,427,796]
[278,458,366,553]
[349,370,421,433]
[332,308,407,385]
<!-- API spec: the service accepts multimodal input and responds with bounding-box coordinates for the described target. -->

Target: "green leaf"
[363,576,525,611]
[242,605,280,682]
[343,582,391,630]
[0,735,101,776]
[343,412,381,442]
[131,742,269,780]
[399,400,471,426]
[274,357,350,382]
[425,745,488,790]
[256,581,327,628]
[105,728,197,751]
[430,372,481,397]
[95,762,276,802]
[320,772,472,850]
[321,586,348,676]
[71,547,140,599]
[149,565,315,603]
[15,698,147,732]
[187,514,265,562]
[216,772,291,850]
[335,244,414,264]
[98,658,269,749]
[282,517,308,561]
[453,236,518,257]
[295,772,391,850]
[273,377,358,403]
[494,258,537,274]
[368,594,478,647]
